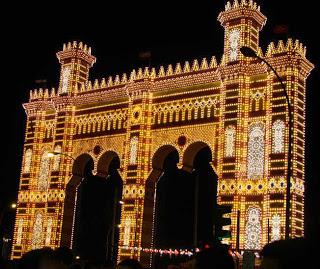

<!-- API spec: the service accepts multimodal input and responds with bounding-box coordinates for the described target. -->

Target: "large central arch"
[141,142,218,268]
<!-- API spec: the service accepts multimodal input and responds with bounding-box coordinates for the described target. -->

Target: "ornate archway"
[61,151,123,263]
[61,153,94,248]
[141,142,218,268]
[182,142,218,245]
[140,145,179,265]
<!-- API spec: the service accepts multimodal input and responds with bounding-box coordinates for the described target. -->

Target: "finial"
[101,78,106,87]
[158,66,165,77]
[233,0,239,8]
[50,88,55,97]
[192,59,199,71]
[44,88,49,98]
[201,58,208,70]
[166,65,173,76]
[150,68,156,78]
[114,75,120,85]
[183,61,190,73]
[144,67,150,78]
[94,79,99,89]
[209,56,217,68]
[137,68,143,79]
[121,73,128,84]
[175,63,182,74]
[241,0,247,6]
[107,76,113,86]
[130,70,136,81]
[226,1,231,10]
[87,81,92,90]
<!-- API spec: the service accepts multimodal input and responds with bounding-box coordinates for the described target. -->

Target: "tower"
[56,41,96,95]
[218,0,267,64]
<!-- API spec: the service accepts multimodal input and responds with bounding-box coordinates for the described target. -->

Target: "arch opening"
[143,143,218,268]
[62,152,123,264]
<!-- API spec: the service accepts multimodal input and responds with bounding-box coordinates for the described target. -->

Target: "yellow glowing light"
[11,1,314,266]
[46,152,56,158]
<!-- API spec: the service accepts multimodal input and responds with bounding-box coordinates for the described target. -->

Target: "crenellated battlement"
[76,56,218,93]
[224,0,260,11]
[62,41,92,55]
[219,0,265,27]
[266,39,307,58]
[56,41,96,67]
[28,39,310,101]
[29,88,56,101]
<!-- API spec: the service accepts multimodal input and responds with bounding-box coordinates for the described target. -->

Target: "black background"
[0,0,319,243]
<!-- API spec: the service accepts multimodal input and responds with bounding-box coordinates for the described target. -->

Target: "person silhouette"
[260,238,316,269]
[116,258,143,269]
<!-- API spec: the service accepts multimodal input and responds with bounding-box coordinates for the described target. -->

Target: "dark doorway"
[154,150,194,249]
[153,145,218,268]
[72,156,122,264]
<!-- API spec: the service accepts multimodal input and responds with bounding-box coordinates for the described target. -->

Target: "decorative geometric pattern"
[123,218,131,246]
[271,214,281,242]
[31,211,43,250]
[244,207,262,250]
[250,90,265,111]
[52,145,62,171]
[74,110,127,135]
[272,120,285,153]
[45,218,53,246]
[225,125,236,157]
[16,218,24,245]
[129,137,139,165]
[229,29,240,61]
[24,149,32,173]
[61,66,71,93]
[38,151,50,191]
[44,121,55,139]
[247,123,265,179]
[153,97,219,125]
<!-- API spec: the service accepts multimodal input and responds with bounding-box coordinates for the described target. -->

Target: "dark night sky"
[1,0,319,239]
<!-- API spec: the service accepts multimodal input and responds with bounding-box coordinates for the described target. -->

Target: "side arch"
[61,153,94,247]
[72,153,94,178]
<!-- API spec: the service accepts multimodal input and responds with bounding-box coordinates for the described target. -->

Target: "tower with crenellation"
[56,41,96,95]
[219,0,267,64]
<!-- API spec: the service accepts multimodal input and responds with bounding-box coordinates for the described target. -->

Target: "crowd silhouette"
[0,238,317,269]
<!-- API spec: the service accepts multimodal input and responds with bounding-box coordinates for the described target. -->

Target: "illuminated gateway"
[12,0,313,265]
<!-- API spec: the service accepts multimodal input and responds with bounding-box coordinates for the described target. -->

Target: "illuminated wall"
[11,0,313,265]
